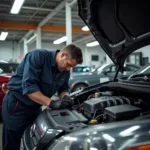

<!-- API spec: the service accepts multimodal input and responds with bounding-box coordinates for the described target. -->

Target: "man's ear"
[61,52,67,58]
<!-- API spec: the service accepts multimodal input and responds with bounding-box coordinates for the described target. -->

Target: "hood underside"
[78,0,150,69]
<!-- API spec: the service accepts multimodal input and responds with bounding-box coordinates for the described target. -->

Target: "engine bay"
[37,86,150,133]
[27,82,150,150]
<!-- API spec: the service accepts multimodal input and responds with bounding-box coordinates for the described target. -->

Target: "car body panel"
[78,0,150,69]
[21,108,150,150]
[0,75,11,109]
[49,118,150,150]
[0,63,19,114]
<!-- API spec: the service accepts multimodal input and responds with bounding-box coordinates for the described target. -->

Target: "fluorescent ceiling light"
[53,36,67,44]
[10,0,25,14]
[0,32,8,41]
[86,41,99,47]
[82,26,89,31]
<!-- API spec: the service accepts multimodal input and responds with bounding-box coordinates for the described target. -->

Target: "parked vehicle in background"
[69,63,140,92]
[0,62,19,117]
[128,63,150,79]
[70,65,93,76]
[0,62,19,74]
[0,60,8,63]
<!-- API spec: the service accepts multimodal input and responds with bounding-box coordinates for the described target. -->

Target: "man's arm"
[59,92,69,98]
[58,71,70,98]
[27,91,72,110]
[27,91,51,106]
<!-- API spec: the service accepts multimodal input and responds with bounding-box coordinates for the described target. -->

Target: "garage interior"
[0,0,150,150]
[0,0,109,69]
[0,0,149,67]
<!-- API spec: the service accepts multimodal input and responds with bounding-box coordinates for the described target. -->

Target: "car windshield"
[0,63,19,74]
[92,64,109,74]
[131,63,150,76]
[73,66,91,73]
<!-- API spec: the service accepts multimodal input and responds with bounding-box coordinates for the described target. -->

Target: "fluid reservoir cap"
[90,119,98,124]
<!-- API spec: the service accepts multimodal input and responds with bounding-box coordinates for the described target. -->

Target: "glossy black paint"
[21,108,150,150]
[78,0,150,69]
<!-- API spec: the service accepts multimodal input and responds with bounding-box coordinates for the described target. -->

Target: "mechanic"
[2,44,83,150]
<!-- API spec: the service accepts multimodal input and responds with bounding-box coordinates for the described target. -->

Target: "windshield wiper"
[130,74,150,82]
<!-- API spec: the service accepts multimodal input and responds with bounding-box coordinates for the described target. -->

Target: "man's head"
[56,44,83,72]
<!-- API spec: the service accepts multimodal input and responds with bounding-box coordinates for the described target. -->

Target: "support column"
[36,27,42,48]
[16,43,21,63]
[66,2,72,45]
[85,46,88,65]
[23,38,28,56]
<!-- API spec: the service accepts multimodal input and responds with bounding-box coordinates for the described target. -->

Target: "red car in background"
[0,62,19,117]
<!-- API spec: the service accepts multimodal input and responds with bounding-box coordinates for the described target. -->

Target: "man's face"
[57,52,78,72]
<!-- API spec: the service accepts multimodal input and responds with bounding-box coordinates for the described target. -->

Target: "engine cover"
[83,96,132,119]
[27,109,88,150]
[105,104,141,122]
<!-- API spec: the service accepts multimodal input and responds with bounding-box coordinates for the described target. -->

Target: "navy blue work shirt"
[8,49,70,110]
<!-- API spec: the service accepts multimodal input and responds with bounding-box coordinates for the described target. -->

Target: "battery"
[105,104,141,121]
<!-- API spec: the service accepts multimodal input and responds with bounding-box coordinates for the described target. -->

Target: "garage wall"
[28,42,87,65]
[136,45,150,61]
[72,43,106,68]
[28,42,65,52]
[86,45,106,68]
[0,41,106,68]
[0,41,19,62]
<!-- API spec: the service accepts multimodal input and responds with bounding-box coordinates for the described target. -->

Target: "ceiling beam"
[74,35,94,44]
[0,22,37,30]
[38,1,66,27]
[69,0,77,7]
[19,0,66,43]
[0,4,77,14]
[0,22,91,34]
[42,25,91,34]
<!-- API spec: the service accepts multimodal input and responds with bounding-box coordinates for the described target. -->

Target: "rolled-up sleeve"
[22,50,45,95]
[58,71,70,94]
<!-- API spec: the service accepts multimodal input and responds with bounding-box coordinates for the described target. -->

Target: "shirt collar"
[51,49,60,66]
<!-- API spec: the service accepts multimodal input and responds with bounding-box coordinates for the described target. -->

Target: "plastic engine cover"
[83,96,132,118]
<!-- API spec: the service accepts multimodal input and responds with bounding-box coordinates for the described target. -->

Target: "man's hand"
[49,95,73,110]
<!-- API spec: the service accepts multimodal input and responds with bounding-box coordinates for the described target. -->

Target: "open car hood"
[78,0,150,69]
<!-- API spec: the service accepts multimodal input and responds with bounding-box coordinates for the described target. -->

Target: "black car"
[0,62,19,74]
[21,0,150,150]
[128,63,150,79]
[69,63,140,92]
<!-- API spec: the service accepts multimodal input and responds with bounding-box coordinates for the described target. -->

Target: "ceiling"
[0,0,95,44]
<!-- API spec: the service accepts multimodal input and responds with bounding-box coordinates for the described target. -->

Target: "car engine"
[25,84,150,150]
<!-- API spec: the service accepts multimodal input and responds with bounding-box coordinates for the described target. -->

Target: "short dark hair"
[62,44,83,64]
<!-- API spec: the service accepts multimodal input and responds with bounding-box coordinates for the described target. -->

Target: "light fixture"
[10,0,25,14]
[53,36,67,44]
[82,26,90,31]
[86,41,99,47]
[0,32,8,41]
